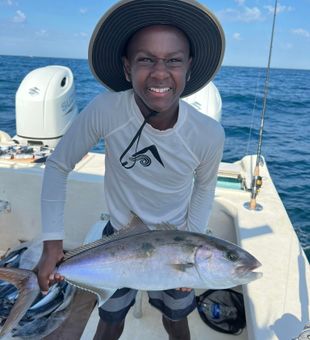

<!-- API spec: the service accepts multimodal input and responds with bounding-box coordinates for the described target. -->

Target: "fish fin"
[63,215,150,262]
[128,212,148,230]
[96,288,116,307]
[170,263,195,272]
[129,212,177,231]
[155,222,177,231]
[0,267,40,338]
[64,279,115,307]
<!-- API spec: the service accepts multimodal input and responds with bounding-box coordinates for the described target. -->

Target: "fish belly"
[59,231,203,291]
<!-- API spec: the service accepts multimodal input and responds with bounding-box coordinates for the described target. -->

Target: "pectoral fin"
[171,263,195,272]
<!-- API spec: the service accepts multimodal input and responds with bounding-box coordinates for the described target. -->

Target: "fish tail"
[0,267,40,338]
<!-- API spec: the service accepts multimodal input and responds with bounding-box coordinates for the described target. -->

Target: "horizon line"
[0,53,309,72]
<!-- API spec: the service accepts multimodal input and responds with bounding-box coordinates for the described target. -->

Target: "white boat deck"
[0,152,309,340]
[81,289,248,340]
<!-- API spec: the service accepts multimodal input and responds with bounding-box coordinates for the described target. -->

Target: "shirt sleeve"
[41,96,104,241]
[187,126,225,234]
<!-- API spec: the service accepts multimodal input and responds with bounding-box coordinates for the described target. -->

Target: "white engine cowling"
[182,81,222,122]
[14,65,78,148]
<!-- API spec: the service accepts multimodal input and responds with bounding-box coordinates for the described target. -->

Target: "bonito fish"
[0,217,262,338]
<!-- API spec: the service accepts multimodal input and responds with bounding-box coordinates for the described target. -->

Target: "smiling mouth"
[148,87,171,93]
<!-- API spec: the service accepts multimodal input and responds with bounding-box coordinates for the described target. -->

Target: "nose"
[150,59,170,80]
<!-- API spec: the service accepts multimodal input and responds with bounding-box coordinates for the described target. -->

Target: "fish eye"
[226,250,239,262]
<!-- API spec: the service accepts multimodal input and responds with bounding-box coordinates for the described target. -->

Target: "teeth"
[149,87,170,93]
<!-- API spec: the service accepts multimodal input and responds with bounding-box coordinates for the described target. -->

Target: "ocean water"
[0,55,309,260]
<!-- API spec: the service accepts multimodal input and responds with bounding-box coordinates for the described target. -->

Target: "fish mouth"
[236,260,262,280]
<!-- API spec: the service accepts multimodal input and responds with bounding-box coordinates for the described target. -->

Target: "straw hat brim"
[89,0,225,97]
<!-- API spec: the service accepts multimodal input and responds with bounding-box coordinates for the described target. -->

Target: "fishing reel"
[251,175,263,197]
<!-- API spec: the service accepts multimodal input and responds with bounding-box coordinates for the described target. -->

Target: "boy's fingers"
[176,287,192,292]
[38,275,49,292]
[54,273,62,280]
[37,265,54,291]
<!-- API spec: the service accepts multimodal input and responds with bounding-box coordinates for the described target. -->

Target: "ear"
[122,56,131,82]
[186,57,192,82]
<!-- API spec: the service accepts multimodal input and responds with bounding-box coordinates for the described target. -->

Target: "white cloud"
[36,29,48,37]
[235,0,245,5]
[291,28,310,38]
[243,7,262,21]
[79,8,88,14]
[218,6,262,22]
[12,10,26,23]
[2,0,16,5]
[233,32,242,40]
[74,32,88,38]
[264,4,294,14]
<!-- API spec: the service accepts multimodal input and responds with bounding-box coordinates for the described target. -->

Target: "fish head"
[195,236,262,289]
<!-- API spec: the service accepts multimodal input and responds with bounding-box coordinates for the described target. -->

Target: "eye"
[166,58,183,67]
[138,57,153,64]
[226,250,239,262]
[168,58,181,63]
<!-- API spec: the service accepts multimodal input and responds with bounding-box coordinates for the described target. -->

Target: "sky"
[0,0,309,70]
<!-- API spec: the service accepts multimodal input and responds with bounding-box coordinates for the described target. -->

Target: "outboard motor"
[14,65,78,148]
[182,81,222,122]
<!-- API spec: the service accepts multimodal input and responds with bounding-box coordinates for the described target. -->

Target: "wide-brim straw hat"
[89,0,225,97]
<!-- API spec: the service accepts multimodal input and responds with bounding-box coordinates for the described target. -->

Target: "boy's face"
[123,25,192,118]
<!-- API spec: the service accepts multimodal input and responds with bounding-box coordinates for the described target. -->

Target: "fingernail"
[41,290,48,295]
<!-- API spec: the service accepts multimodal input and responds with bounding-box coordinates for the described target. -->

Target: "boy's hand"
[176,288,192,292]
[35,240,64,293]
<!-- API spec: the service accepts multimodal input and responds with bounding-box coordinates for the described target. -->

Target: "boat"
[0,63,309,340]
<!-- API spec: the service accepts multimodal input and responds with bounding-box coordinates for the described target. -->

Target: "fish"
[0,278,76,339]
[0,283,17,301]
[12,283,76,339]
[23,282,68,320]
[0,216,262,338]
[0,244,76,339]
[0,268,39,338]
[12,310,66,339]
[0,247,27,268]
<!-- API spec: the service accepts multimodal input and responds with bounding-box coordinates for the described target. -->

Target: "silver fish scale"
[0,228,262,338]
[58,230,203,292]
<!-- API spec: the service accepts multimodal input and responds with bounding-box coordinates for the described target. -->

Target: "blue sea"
[0,55,309,260]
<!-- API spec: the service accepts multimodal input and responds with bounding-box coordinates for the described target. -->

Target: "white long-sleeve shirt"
[41,89,224,240]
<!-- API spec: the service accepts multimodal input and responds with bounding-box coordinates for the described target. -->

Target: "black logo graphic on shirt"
[119,115,164,170]
[120,145,164,169]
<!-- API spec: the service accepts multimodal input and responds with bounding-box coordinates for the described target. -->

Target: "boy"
[37,1,225,339]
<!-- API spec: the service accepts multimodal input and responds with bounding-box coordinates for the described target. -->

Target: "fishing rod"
[247,0,278,210]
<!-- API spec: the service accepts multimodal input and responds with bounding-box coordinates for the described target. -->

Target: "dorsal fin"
[155,222,177,231]
[127,212,148,230]
[129,211,177,231]
[62,214,149,262]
